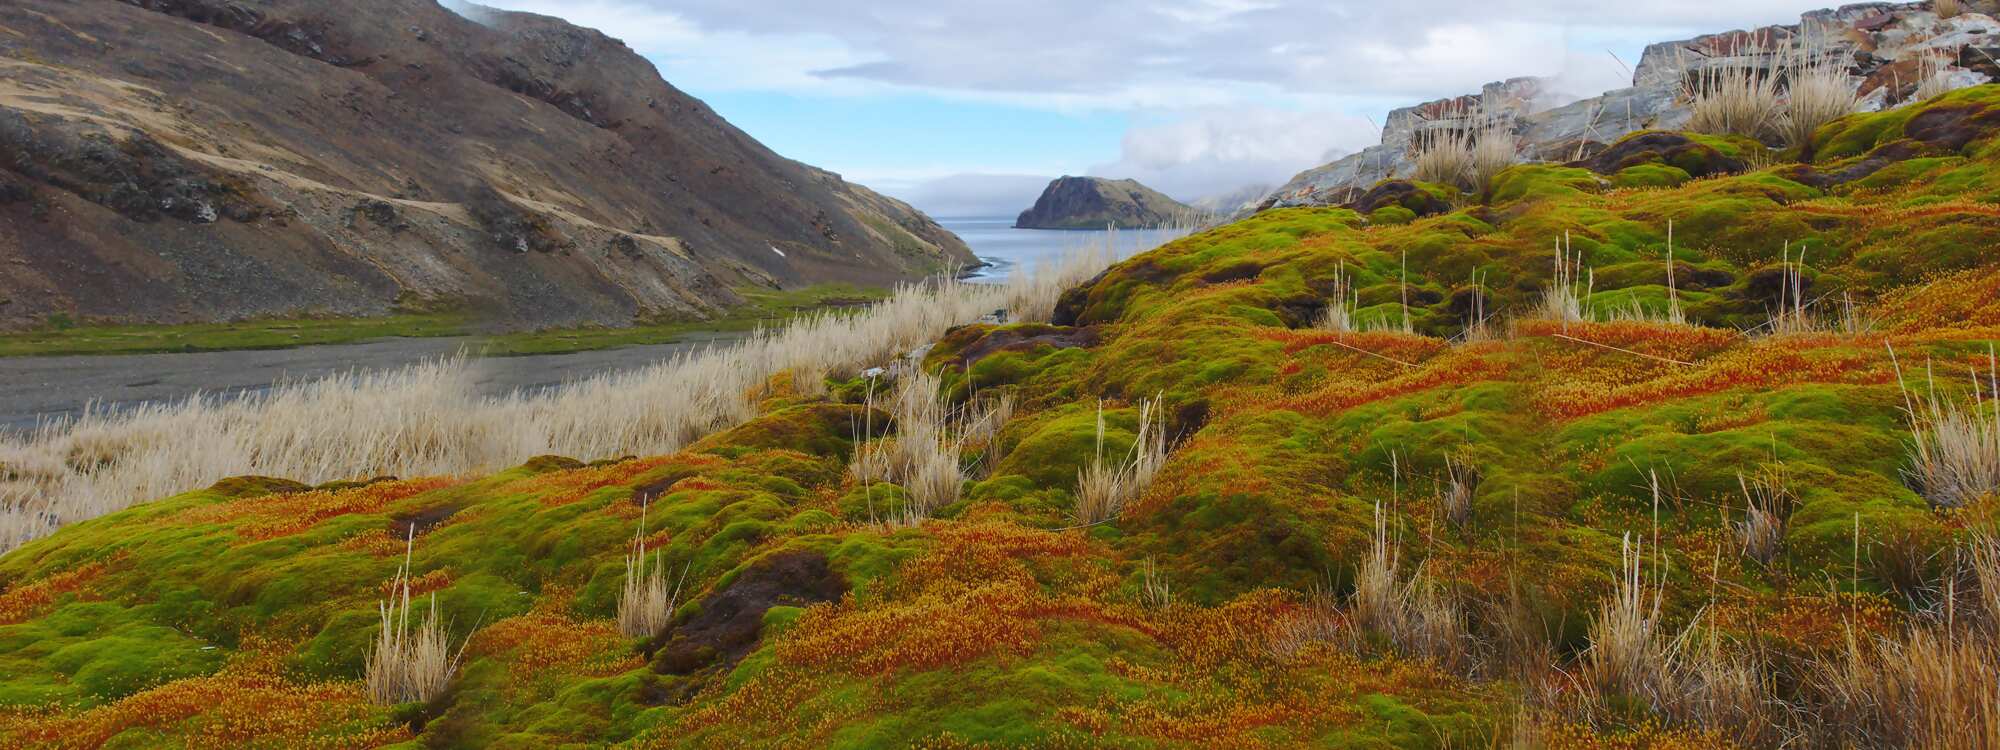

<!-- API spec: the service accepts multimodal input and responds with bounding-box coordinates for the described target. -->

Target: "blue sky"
[458,1,1835,215]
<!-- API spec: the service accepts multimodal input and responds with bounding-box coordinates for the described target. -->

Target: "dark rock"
[206,476,311,499]
[520,455,584,473]
[1570,131,1747,179]
[1347,180,1451,218]
[945,324,1102,369]
[652,551,847,675]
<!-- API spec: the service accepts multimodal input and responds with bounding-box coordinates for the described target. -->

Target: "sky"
[458,0,1834,217]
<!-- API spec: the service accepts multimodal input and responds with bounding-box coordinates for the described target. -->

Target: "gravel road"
[0,332,747,434]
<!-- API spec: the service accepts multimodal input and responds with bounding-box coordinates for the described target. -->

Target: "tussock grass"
[1780,45,1862,150]
[1917,50,1969,102]
[1581,533,1673,704]
[885,369,962,524]
[0,236,1159,552]
[1937,0,1965,19]
[1410,127,1474,189]
[1734,464,1796,565]
[616,503,685,639]
[1314,261,1358,334]
[1074,398,1167,525]
[1890,345,2000,508]
[1139,557,1173,609]
[1440,455,1478,529]
[1468,127,1519,196]
[1809,627,2000,747]
[1538,233,1595,328]
[366,531,464,705]
[1683,37,1857,148]
[1353,475,1476,673]
[1683,48,1786,141]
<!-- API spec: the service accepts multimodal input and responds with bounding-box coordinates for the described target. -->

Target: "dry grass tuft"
[1891,345,2000,508]
[365,531,464,704]
[1916,49,1969,102]
[1809,626,2000,747]
[1539,233,1595,328]
[1410,127,1474,189]
[1139,557,1174,609]
[1314,260,1358,334]
[1440,454,1478,530]
[1074,398,1168,525]
[1780,44,1862,149]
[1352,484,1475,672]
[616,503,686,639]
[1468,127,1519,195]
[1683,47,1786,140]
[1581,533,1672,703]
[1734,464,1796,565]
[1937,0,1965,19]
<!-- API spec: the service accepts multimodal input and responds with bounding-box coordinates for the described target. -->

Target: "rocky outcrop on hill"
[0,0,973,330]
[1015,177,1195,230]
[1263,2,2000,209]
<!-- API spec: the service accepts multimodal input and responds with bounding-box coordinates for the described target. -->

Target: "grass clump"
[365,531,464,705]
[1074,398,1167,525]
[616,503,686,638]
[1892,345,2000,509]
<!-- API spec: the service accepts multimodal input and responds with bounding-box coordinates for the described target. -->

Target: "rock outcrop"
[1263,2,2000,210]
[1015,177,1195,230]
[0,0,974,330]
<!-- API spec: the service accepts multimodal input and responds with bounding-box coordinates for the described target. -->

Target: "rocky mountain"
[0,0,974,330]
[1015,176,1195,230]
[1263,2,2000,209]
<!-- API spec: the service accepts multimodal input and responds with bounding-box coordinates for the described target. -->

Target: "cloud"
[1089,108,1380,200]
[475,0,1832,105]
[465,0,1835,208]
[890,174,1059,218]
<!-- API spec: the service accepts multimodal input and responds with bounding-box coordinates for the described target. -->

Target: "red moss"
[0,640,406,749]
[185,478,460,541]
[0,560,108,625]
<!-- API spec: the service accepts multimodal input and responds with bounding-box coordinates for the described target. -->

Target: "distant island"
[1014,176,1196,230]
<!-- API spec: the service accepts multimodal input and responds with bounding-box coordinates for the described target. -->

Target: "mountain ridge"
[0,0,974,331]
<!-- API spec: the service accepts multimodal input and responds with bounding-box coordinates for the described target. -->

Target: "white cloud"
[889,174,1060,218]
[1090,108,1380,200]
[471,0,1834,106]
[461,0,1837,207]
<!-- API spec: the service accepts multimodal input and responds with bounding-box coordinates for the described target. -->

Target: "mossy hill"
[1016,176,1196,230]
[6,88,2000,748]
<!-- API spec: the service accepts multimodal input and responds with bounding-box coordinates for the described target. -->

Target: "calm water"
[942,217,1187,283]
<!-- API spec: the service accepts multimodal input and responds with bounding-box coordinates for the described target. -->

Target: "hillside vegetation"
[5,88,2000,748]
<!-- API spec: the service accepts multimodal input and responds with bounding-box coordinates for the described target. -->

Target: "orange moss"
[1256,328,1451,362]
[1710,593,1903,651]
[1270,349,1512,417]
[0,560,108,625]
[0,640,406,749]
[1517,319,1742,364]
[380,567,453,599]
[185,477,459,541]
[1535,343,1890,420]
[505,456,680,507]
[469,610,641,686]
[336,528,406,558]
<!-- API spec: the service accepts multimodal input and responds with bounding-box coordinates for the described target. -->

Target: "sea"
[938,217,1189,284]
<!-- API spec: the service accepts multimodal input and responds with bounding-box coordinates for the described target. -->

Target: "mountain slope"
[0,0,973,330]
[1015,176,1194,230]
